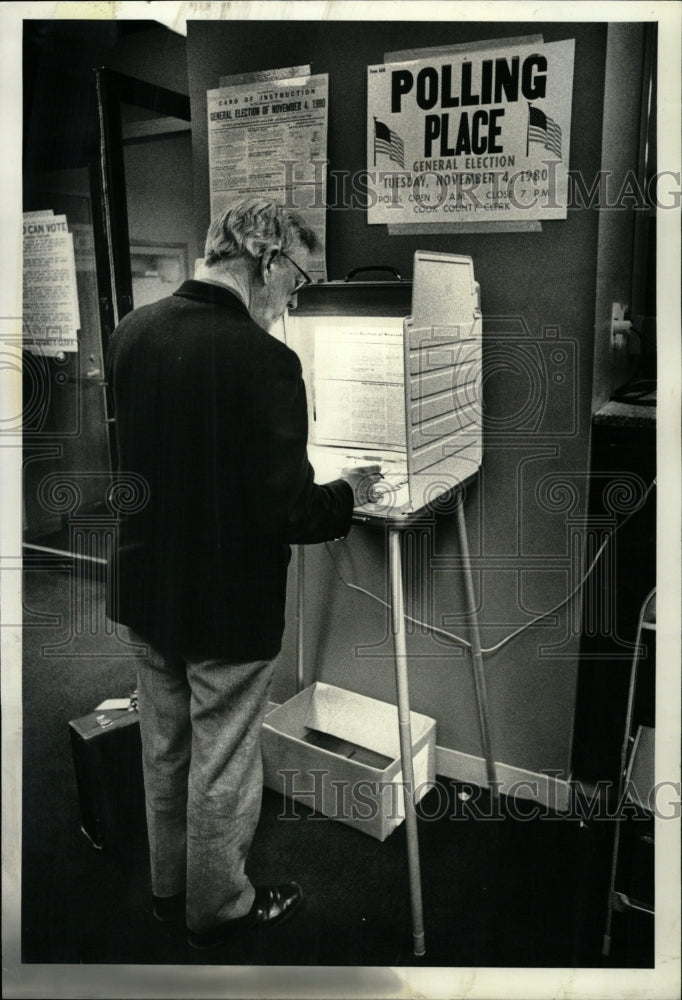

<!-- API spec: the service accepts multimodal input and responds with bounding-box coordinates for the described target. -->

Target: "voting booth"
[277,252,489,956]
[284,251,483,519]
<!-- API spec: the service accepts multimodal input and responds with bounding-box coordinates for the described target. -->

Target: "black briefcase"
[69,708,146,852]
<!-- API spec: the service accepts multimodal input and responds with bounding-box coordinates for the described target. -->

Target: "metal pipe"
[603,586,656,955]
[455,494,498,793]
[389,528,426,957]
[296,545,305,693]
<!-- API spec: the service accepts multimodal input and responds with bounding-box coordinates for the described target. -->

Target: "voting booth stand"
[263,253,492,955]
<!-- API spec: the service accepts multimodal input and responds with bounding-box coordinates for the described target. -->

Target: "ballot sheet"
[311,317,406,450]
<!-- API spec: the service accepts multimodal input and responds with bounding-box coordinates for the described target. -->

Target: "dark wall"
[23,21,186,174]
[186,20,610,776]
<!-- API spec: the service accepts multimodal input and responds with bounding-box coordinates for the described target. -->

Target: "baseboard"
[436,745,572,812]
[264,703,572,813]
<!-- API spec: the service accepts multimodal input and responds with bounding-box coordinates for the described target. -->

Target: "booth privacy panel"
[285,250,482,518]
[405,252,482,502]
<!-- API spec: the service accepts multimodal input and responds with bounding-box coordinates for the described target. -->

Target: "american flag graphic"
[527,105,562,159]
[374,118,405,168]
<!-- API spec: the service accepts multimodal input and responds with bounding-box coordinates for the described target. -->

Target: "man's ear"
[259,244,281,285]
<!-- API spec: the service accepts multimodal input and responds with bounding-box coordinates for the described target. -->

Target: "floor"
[17,560,654,972]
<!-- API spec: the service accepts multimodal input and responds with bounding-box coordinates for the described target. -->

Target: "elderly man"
[106,198,376,950]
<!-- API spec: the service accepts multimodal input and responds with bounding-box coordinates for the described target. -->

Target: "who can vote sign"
[367,39,575,225]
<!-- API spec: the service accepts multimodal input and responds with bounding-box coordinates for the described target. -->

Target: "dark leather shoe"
[187,882,303,950]
[153,890,186,923]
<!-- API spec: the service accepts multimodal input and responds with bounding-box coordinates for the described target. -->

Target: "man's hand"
[341,464,383,506]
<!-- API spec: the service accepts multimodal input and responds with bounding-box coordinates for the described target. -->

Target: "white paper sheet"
[22,212,80,355]
[312,318,406,448]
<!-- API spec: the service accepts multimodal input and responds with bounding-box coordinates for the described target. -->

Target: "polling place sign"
[367,39,575,225]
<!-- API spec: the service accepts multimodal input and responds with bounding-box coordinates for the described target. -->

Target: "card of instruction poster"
[367,39,574,225]
[23,211,80,355]
[208,73,329,280]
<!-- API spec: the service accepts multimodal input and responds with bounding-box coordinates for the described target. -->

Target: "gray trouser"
[132,634,275,932]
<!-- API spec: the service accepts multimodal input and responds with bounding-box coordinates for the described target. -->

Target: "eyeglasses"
[277,250,312,295]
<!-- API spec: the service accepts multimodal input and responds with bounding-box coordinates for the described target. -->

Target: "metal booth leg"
[455,492,498,793]
[388,528,426,957]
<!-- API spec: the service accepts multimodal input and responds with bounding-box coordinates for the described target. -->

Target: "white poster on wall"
[22,211,80,355]
[218,66,311,88]
[367,39,575,226]
[208,73,328,280]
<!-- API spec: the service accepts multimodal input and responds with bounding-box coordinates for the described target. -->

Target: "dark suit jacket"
[106,279,353,661]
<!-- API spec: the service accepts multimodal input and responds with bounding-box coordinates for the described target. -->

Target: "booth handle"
[345,265,402,282]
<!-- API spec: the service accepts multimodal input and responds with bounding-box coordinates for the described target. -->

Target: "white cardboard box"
[262,681,436,841]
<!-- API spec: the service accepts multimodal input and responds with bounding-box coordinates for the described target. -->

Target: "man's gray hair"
[204,198,319,266]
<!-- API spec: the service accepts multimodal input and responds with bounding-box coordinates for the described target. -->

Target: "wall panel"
[186,19,610,776]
